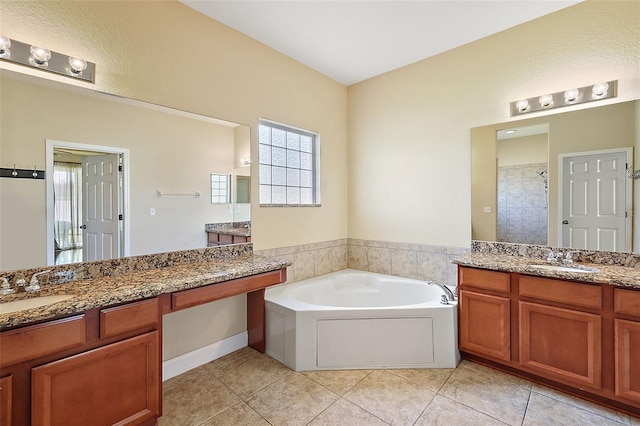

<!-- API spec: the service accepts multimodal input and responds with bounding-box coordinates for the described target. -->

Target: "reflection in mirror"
[232,166,251,222]
[471,100,639,254]
[0,69,251,271]
[496,124,549,245]
[211,174,231,204]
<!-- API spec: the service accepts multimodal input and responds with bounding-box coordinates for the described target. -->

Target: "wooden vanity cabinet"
[0,297,162,426]
[207,232,251,247]
[31,331,159,426]
[0,376,11,426]
[458,265,640,417]
[458,268,511,362]
[614,288,640,405]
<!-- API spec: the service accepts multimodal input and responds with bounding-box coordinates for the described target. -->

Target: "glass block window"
[259,119,320,206]
[211,173,231,204]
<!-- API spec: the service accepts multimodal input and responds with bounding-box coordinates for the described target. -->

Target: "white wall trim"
[162,331,248,381]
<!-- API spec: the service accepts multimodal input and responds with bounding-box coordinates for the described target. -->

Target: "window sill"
[259,204,322,208]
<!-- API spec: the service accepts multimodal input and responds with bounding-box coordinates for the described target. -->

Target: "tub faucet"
[427,280,456,302]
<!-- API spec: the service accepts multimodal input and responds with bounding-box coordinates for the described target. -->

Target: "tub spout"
[427,280,456,302]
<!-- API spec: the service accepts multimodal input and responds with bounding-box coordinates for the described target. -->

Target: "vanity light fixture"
[515,99,530,113]
[68,56,88,75]
[538,94,554,108]
[510,80,617,116]
[0,37,10,58]
[0,36,95,83]
[564,88,580,104]
[29,45,51,66]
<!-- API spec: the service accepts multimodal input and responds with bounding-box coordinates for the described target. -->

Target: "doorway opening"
[45,140,130,266]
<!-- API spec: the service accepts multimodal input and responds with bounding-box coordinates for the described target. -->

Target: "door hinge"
[119,214,123,221]
[118,165,123,172]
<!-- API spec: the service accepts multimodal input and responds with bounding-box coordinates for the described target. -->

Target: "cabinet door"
[519,301,601,389]
[32,331,160,426]
[0,375,11,426]
[615,319,640,403]
[459,290,510,361]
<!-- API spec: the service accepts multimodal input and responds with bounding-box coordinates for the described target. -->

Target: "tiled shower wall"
[497,162,548,245]
[255,239,469,286]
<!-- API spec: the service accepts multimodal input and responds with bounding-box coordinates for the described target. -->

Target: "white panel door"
[82,154,121,261]
[561,150,629,252]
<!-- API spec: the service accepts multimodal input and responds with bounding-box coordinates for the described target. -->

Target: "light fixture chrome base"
[510,80,616,116]
[0,38,95,83]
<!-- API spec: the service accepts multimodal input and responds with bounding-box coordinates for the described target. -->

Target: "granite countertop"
[206,227,251,237]
[454,252,640,289]
[0,254,288,330]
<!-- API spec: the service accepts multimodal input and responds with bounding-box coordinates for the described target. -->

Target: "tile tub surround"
[255,238,469,287]
[0,244,291,330]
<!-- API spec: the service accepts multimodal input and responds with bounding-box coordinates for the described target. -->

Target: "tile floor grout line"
[435,394,512,426]
[530,386,632,424]
[520,388,533,426]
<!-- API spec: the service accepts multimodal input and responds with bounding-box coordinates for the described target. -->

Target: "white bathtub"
[265,269,460,371]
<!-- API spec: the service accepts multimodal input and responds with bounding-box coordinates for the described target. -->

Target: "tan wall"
[498,134,548,167]
[0,75,237,270]
[635,102,640,252]
[0,0,349,253]
[348,1,640,248]
[0,0,347,360]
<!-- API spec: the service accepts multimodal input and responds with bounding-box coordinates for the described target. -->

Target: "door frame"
[557,147,632,251]
[45,139,130,266]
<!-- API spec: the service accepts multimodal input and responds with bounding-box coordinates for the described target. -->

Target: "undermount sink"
[0,294,76,314]
[527,264,599,274]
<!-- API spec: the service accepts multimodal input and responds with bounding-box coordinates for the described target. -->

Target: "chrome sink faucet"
[546,250,579,264]
[546,250,562,263]
[427,280,456,303]
[25,270,51,292]
[0,277,15,295]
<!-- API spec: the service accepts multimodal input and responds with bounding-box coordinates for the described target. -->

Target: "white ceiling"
[180,0,580,86]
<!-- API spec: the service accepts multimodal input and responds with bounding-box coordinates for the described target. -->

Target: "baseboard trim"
[162,331,248,381]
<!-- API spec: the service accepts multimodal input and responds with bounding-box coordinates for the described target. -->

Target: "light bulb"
[564,88,580,104]
[68,56,87,74]
[592,82,609,99]
[515,99,530,112]
[539,94,554,108]
[30,45,51,65]
[0,37,10,55]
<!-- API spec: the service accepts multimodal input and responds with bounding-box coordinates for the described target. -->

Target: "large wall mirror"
[472,99,639,254]
[0,69,251,271]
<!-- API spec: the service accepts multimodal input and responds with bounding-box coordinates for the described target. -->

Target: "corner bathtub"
[265,269,460,371]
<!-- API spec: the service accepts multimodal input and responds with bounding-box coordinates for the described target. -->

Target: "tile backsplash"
[255,239,469,286]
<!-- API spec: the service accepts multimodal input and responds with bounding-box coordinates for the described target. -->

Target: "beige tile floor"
[159,347,640,426]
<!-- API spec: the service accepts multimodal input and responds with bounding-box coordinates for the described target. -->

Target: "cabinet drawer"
[100,298,159,339]
[0,315,85,368]
[219,234,234,244]
[172,269,286,311]
[459,267,510,293]
[614,288,640,317]
[519,275,601,310]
